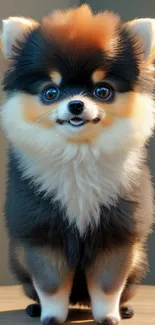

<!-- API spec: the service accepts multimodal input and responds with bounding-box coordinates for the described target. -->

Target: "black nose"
[68,100,84,115]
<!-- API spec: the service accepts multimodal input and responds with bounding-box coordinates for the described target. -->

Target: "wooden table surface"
[0,285,155,325]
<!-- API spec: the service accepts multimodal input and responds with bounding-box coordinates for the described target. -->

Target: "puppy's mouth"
[56,116,100,127]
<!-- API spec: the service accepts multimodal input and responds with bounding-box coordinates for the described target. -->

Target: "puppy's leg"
[86,245,133,325]
[9,239,41,317]
[120,244,147,319]
[120,282,137,319]
[25,245,74,325]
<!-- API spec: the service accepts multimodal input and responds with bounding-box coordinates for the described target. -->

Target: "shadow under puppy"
[1,4,155,325]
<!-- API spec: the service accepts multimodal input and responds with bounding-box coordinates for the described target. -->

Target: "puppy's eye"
[94,83,114,101]
[40,86,60,104]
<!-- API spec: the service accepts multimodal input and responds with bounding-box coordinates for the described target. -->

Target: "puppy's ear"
[1,17,39,58]
[126,18,155,63]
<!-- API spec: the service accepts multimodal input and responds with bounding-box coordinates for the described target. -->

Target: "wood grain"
[0,285,155,325]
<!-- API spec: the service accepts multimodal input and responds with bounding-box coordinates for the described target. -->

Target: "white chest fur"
[18,144,141,234]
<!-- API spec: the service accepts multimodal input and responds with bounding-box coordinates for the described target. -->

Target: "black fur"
[6,150,153,271]
[4,24,152,98]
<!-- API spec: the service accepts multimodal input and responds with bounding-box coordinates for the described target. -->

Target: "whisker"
[81,91,91,97]
[62,90,89,97]
[35,109,54,124]
[79,91,89,97]
[98,109,122,119]
[20,109,56,142]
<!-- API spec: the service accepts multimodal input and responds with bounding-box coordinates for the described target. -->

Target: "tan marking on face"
[22,94,56,128]
[19,91,150,144]
[92,70,105,84]
[50,71,62,85]
[99,92,145,127]
[66,92,145,143]
[101,114,115,127]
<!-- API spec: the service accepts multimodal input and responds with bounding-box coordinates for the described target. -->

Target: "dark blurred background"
[0,0,154,285]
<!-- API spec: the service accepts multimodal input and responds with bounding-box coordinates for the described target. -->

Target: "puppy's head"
[1,5,155,157]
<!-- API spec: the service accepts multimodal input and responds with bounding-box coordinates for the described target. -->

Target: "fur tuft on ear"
[126,18,155,63]
[1,17,39,58]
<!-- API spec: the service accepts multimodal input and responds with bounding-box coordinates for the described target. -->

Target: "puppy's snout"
[68,100,84,115]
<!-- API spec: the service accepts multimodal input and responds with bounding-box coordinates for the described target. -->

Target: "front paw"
[120,306,134,319]
[97,316,120,325]
[26,304,41,317]
[42,317,62,325]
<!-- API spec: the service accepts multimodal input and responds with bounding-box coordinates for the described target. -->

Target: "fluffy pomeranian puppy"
[1,4,155,325]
